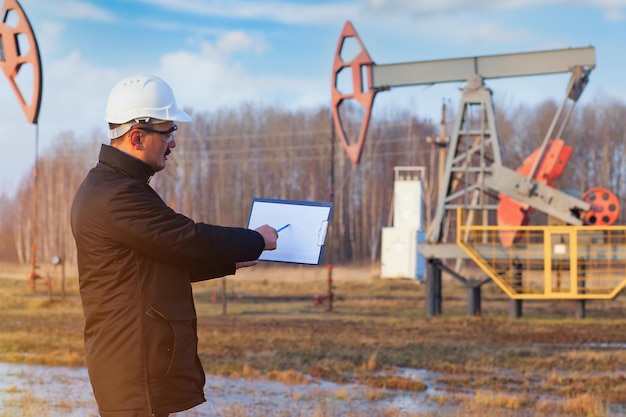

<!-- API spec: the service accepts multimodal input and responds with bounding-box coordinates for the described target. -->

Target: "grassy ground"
[1,262,626,416]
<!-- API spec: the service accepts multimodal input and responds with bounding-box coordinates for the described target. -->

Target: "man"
[70,74,278,417]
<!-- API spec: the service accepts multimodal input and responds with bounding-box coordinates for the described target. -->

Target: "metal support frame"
[467,286,482,317]
[435,259,490,317]
[429,78,501,245]
[576,300,587,319]
[426,259,442,316]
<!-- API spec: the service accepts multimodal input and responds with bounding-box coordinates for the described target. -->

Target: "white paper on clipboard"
[247,198,333,265]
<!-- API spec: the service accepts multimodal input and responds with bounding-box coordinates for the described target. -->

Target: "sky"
[1,0,626,195]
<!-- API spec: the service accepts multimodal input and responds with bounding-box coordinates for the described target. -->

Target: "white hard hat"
[105,74,191,138]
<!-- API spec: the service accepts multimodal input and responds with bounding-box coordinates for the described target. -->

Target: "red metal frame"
[331,21,376,165]
[0,0,42,124]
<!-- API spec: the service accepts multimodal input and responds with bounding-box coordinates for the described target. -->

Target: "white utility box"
[381,167,426,281]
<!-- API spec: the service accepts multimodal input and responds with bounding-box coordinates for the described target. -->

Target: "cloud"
[470,21,528,43]
[601,6,624,20]
[157,33,292,110]
[395,15,529,45]
[36,22,65,56]
[361,0,626,21]
[57,1,117,22]
[217,31,268,55]
[40,51,121,138]
[130,0,357,25]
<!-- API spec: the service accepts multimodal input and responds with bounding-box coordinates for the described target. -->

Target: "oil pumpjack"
[331,21,624,318]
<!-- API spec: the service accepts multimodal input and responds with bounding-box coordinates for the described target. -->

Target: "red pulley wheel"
[582,188,620,225]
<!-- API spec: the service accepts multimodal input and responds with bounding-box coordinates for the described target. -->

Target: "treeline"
[1,97,625,267]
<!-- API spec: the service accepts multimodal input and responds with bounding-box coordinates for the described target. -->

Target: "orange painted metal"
[497,139,572,246]
[516,139,572,186]
[0,0,42,124]
[582,187,620,226]
[331,21,377,165]
[496,195,530,247]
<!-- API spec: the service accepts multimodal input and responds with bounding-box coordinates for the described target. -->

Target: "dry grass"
[2,263,626,416]
[560,393,608,416]
[473,390,531,409]
[358,375,427,391]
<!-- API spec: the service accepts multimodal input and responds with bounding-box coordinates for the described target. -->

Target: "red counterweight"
[497,139,572,246]
[497,138,620,246]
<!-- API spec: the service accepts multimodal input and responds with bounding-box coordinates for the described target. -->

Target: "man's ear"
[129,129,143,148]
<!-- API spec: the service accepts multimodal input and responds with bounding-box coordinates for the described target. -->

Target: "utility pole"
[326,114,335,312]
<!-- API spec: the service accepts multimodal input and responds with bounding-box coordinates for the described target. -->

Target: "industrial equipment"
[1,0,43,289]
[331,21,623,318]
[380,167,427,281]
[0,0,42,124]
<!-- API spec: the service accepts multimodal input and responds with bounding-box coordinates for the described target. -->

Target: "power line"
[178,118,432,142]
[174,134,435,156]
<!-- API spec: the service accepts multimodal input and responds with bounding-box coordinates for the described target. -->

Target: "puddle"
[533,342,626,349]
[0,362,453,416]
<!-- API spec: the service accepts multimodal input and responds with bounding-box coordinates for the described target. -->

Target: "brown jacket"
[70,145,264,416]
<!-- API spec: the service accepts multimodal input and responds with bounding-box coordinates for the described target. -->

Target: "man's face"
[132,122,177,172]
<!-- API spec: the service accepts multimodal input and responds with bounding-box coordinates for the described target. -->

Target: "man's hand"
[255,224,278,250]
[236,260,258,269]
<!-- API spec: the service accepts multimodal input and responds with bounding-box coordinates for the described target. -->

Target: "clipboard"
[247,198,333,265]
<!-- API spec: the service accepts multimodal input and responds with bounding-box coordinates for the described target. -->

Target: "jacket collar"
[98,144,155,183]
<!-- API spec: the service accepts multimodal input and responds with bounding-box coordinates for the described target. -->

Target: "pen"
[277,224,290,233]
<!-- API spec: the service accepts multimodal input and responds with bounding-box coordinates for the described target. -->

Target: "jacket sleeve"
[106,181,265,271]
[189,263,235,282]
